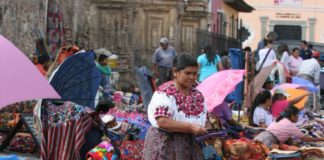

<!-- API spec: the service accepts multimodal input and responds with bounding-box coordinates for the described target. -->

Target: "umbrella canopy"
[271,83,304,93]
[285,88,309,109]
[50,51,101,109]
[0,35,61,108]
[291,77,319,93]
[196,70,245,112]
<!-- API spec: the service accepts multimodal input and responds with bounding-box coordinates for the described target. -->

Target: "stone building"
[0,0,211,75]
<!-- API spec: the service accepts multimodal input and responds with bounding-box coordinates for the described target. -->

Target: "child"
[271,88,309,118]
[254,105,324,149]
[96,54,112,100]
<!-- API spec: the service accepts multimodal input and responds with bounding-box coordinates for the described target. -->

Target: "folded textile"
[300,147,324,158]
[268,152,302,160]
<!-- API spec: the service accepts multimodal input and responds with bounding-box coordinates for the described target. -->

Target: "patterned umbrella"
[196,70,245,112]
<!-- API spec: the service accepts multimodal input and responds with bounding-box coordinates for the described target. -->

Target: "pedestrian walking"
[152,37,177,86]
[197,45,223,82]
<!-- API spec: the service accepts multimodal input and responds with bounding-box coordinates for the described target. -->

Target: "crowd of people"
[22,34,323,159]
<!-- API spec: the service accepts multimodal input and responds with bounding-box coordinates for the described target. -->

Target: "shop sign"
[275,13,301,19]
[274,0,302,6]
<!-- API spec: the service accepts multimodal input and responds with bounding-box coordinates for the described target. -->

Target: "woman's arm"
[288,93,310,105]
[156,117,207,135]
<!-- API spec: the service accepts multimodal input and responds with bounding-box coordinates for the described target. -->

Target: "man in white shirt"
[298,51,321,84]
[298,51,321,112]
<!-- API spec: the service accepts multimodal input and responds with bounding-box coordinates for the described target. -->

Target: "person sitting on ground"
[288,48,303,76]
[80,100,115,160]
[96,54,112,100]
[249,90,273,128]
[271,88,309,118]
[36,55,51,76]
[254,105,324,149]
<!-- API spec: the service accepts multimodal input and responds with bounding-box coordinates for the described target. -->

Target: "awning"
[224,0,254,12]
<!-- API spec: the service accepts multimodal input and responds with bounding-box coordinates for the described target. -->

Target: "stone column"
[301,25,307,41]
[260,16,268,39]
[308,18,316,42]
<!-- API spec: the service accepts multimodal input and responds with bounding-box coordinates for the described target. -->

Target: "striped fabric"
[41,114,93,160]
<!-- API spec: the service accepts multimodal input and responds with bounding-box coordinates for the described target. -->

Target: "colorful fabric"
[211,102,232,126]
[197,54,221,82]
[87,141,118,160]
[271,100,289,118]
[266,118,304,143]
[143,127,203,160]
[148,81,206,128]
[0,133,36,153]
[285,88,309,109]
[119,140,144,159]
[41,101,93,160]
[224,138,269,160]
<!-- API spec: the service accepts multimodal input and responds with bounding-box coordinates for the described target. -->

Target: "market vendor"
[143,54,207,159]
[271,88,309,118]
[254,105,324,149]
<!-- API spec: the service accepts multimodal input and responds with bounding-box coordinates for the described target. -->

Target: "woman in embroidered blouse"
[143,54,207,159]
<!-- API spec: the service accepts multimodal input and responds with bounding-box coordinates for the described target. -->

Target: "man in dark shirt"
[300,40,313,60]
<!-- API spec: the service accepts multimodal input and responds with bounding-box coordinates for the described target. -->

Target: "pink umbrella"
[0,35,61,108]
[197,70,245,112]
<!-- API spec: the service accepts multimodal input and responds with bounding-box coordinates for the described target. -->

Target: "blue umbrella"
[292,77,319,93]
[50,51,102,109]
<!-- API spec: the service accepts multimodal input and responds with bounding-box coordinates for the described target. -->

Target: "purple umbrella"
[0,35,61,108]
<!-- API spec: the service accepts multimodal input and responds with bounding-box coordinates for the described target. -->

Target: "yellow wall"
[223,3,239,38]
[240,0,324,49]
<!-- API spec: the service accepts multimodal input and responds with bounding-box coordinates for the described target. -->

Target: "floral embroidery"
[158,81,205,118]
[154,106,172,118]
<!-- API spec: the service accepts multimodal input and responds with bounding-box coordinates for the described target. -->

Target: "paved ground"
[0,152,39,160]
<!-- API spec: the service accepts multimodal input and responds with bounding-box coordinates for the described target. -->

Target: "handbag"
[255,47,273,75]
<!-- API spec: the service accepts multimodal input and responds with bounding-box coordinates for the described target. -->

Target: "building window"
[274,25,302,40]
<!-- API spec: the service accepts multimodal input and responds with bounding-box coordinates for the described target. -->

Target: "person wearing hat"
[152,37,177,86]
[297,50,321,111]
[271,88,309,118]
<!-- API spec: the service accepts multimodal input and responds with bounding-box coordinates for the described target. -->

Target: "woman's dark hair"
[249,90,272,126]
[292,48,300,53]
[264,39,274,47]
[278,43,289,56]
[244,47,251,52]
[98,54,108,63]
[173,53,198,71]
[38,55,50,64]
[95,100,115,113]
[203,45,216,65]
[272,93,285,104]
[276,105,299,122]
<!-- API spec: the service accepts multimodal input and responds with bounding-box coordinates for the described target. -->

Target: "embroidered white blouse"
[147,81,207,128]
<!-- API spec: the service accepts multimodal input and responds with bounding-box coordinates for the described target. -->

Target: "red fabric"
[119,140,144,160]
[271,100,289,118]
[36,64,46,76]
[41,114,93,160]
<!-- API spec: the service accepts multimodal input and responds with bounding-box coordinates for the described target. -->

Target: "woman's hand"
[190,124,208,135]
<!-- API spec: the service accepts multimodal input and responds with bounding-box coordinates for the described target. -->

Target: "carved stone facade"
[1,0,210,74]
